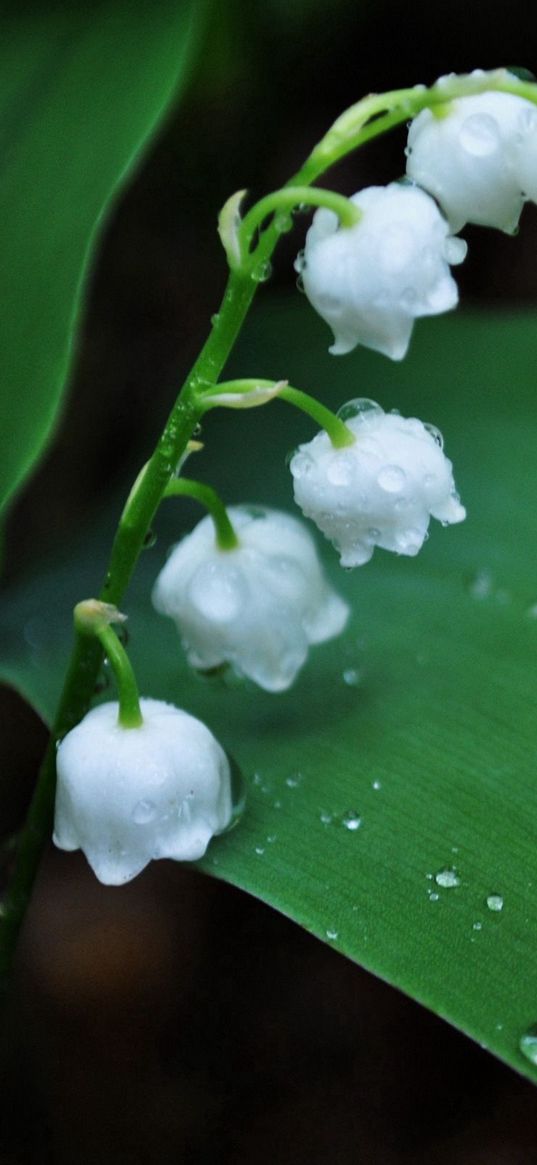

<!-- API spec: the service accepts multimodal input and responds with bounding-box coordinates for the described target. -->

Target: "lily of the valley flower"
[152,506,349,692]
[54,699,232,884]
[290,399,466,567]
[407,81,537,232]
[297,182,465,360]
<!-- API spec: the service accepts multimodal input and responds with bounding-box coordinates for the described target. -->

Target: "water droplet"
[444,236,468,265]
[337,398,383,424]
[326,928,339,941]
[519,1024,537,1066]
[467,569,493,600]
[342,810,362,832]
[486,893,504,912]
[459,113,500,156]
[294,248,306,272]
[435,868,460,888]
[132,799,157,825]
[326,454,354,486]
[295,274,305,293]
[251,260,272,284]
[275,212,293,233]
[266,834,277,844]
[285,771,303,788]
[377,464,406,493]
[342,667,361,687]
[290,450,312,479]
[428,891,440,902]
[472,921,483,931]
[367,527,381,540]
[190,562,245,622]
[372,780,382,791]
[142,528,157,549]
[423,422,444,448]
[320,811,333,826]
[255,845,265,856]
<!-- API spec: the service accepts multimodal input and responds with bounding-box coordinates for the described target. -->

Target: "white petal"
[54,699,233,884]
[290,404,465,566]
[152,507,349,691]
[407,92,532,232]
[300,183,461,359]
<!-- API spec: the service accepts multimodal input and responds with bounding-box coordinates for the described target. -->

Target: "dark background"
[3,1,537,1160]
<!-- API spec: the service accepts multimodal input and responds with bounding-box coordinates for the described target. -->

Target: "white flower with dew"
[290,399,466,567]
[297,182,464,360]
[152,506,349,692]
[54,698,232,885]
[406,83,537,233]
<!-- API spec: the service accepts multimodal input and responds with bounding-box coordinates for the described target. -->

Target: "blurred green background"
[4,1,537,1161]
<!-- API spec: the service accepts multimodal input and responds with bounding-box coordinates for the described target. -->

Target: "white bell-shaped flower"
[152,506,349,692]
[290,400,465,568]
[407,87,536,233]
[54,698,232,885]
[297,182,464,359]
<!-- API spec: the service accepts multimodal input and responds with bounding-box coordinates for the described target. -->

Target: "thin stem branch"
[164,478,239,550]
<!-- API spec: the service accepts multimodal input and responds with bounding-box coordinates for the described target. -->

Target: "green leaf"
[0,1,200,516]
[2,302,537,1082]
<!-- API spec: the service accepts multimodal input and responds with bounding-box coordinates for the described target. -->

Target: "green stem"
[240,185,361,262]
[201,378,355,448]
[95,624,143,729]
[164,478,239,550]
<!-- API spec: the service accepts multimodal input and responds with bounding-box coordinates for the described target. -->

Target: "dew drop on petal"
[131,799,158,825]
[337,398,383,424]
[377,464,406,493]
[459,113,500,156]
[423,422,444,448]
[444,236,468,265]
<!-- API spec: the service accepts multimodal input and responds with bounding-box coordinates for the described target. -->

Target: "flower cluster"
[299,71,537,359]
[56,69,522,886]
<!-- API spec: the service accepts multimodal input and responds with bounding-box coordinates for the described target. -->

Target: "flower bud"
[54,699,232,884]
[290,400,465,567]
[152,506,349,692]
[297,182,463,360]
[406,87,536,233]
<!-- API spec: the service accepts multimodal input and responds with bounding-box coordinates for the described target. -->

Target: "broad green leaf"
[2,303,537,1082]
[0,1,200,516]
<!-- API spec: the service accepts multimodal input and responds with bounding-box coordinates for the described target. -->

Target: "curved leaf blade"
[0,1,199,515]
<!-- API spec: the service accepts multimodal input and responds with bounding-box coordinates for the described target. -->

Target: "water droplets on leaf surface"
[486,893,504,912]
[285,771,303,789]
[519,1025,537,1067]
[342,667,361,687]
[326,928,339,941]
[342,810,362,832]
[142,528,157,549]
[435,868,460,888]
